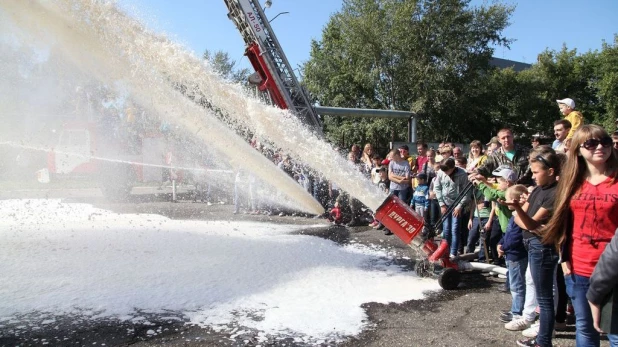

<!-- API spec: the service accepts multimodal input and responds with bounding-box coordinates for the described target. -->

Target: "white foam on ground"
[0,199,441,341]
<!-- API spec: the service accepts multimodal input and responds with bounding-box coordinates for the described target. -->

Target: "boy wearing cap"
[472,165,519,264]
[556,98,583,139]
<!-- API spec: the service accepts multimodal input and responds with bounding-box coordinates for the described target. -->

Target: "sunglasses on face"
[580,137,613,151]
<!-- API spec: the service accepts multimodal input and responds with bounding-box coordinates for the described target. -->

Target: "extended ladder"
[223,0,322,132]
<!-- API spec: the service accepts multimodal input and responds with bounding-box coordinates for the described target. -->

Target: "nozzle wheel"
[438,268,460,290]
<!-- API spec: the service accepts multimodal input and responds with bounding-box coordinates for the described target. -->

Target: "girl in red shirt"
[544,124,618,346]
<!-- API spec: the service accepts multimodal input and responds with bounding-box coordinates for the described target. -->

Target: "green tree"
[303,0,514,147]
[203,49,250,83]
[594,35,618,131]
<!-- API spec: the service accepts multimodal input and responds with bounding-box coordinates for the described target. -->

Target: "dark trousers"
[555,265,568,324]
[458,210,470,255]
[467,217,488,261]
[488,219,503,264]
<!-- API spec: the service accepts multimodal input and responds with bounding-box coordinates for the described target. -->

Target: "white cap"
[492,165,517,183]
[556,98,575,109]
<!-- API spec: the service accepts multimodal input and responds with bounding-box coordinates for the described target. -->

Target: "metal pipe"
[314,106,413,119]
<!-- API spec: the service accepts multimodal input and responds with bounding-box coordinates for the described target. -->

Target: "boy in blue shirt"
[411,173,430,219]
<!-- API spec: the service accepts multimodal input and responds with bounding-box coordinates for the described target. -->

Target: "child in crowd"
[466,189,494,262]
[369,167,388,228]
[473,165,518,265]
[426,162,442,235]
[372,167,392,234]
[327,201,342,225]
[411,173,430,218]
[377,166,390,194]
[497,184,529,323]
[370,155,383,184]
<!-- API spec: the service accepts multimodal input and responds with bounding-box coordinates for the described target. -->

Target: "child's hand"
[483,220,492,231]
[497,244,504,258]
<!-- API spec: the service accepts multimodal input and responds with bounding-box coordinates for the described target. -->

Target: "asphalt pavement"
[1,198,596,347]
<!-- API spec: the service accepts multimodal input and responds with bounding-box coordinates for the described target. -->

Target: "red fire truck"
[47,116,182,200]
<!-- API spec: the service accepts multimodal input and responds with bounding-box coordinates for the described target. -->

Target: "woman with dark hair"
[503,146,561,347]
[531,136,541,149]
[543,124,618,346]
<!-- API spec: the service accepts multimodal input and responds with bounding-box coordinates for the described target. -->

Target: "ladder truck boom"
[223,0,322,132]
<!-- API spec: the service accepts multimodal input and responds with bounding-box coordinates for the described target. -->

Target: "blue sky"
[118,0,617,71]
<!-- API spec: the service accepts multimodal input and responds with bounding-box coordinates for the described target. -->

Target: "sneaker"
[505,317,533,331]
[499,311,513,323]
[515,337,538,347]
[521,322,556,338]
[383,229,392,235]
[369,221,378,227]
[522,322,539,338]
[449,254,457,260]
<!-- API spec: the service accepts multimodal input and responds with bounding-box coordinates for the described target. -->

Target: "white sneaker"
[505,317,533,331]
[522,322,539,337]
[522,322,556,338]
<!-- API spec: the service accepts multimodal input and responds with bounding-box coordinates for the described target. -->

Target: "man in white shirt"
[552,119,572,153]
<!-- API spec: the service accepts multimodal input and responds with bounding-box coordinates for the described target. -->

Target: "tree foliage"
[302,0,617,148]
[203,49,250,83]
[303,0,514,146]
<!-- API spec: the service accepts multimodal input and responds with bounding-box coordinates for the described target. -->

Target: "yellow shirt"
[565,111,583,139]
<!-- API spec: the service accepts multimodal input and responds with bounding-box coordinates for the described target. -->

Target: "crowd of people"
[320,98,618,347]
[229,98,618,346]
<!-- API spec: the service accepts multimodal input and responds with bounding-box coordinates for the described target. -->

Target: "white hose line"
[468,262,508,277]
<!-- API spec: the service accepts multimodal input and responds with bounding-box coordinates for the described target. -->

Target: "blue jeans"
[527,237,558,347]
[507,257,528,316]
[390,187,411,205]
[565,273,618,347]
[442,211,460,256]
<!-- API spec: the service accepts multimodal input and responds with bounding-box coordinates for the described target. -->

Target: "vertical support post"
[172,179,177,202]
[407,118,411,143]
[410,116,417,144]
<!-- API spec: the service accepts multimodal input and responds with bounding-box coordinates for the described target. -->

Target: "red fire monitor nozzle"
[374,194,459,270]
